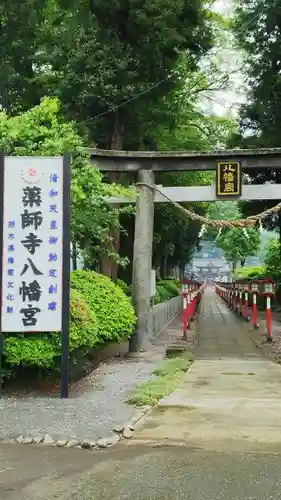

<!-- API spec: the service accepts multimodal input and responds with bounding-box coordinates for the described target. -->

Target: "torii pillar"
[129,169,155,353]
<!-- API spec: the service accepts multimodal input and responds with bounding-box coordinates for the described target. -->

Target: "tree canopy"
[0,1,240,280]
[204,201,261,270]
[0,96,130,267]
[232,0,281,236]
[0,0,214,149]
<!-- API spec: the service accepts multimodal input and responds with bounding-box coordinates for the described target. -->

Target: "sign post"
[0,155,71,398]
[216,161,242,198]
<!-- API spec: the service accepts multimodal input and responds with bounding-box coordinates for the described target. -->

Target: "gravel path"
[247,307,281,362]
[217,299,281,363]
[0,315,188,441]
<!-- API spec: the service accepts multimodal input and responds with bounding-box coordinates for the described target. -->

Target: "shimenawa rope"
[136,182,281,229]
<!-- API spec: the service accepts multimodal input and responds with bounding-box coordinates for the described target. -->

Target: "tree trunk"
[159,255,165,279]
[179,265,185,281]
[278,212,281,259]
[240,259,246,267]
[118,213,134,284]
[163,254,168,278]
[0,84,11,116]
[101,111,123,279]
[165,260,173,278]
[276,170,281,259]
[72,242,77,271]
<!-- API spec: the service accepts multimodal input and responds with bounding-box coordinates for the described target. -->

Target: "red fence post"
[244,291,248,319]
[181,280,190,340]
[252,292,258,328]
[182,292,188,340]
[266,295,272,342]
[250,281,259,329]
[261,278,275,342]
[239,289,243,316]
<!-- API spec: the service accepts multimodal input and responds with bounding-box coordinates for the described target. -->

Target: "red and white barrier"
[216,279,276,342]
[181,280,206,340]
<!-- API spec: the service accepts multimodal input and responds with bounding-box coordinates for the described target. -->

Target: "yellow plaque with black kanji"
[216,161,241,197]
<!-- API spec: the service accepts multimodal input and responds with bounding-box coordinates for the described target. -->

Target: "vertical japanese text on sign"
[1,158,64,332]
[216,161,241,197]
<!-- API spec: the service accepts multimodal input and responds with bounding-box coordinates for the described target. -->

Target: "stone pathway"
[132,288,281,451]
[196,290,262,359]
[0,314,190,445]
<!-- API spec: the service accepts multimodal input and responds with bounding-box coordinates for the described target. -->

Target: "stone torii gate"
[195,263,223,280]
[90,148,281,352]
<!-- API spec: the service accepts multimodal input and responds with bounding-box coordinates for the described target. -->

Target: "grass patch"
[125,353,193,407]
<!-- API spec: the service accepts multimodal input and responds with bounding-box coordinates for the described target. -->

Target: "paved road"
[2,443,281,499]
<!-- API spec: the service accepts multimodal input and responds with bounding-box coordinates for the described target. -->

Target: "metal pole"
[60,155,71,398]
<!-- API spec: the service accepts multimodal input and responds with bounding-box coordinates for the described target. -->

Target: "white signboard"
[1,157,64,332]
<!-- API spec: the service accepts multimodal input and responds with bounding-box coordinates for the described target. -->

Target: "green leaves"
[0,96,132,264]
[263,236,281,279]
[206,201,260,268]
[70,270,136,341]
[4,288,99,369]
[232,0,281,235]
[0,0,215,149]
[4,271,136,371]
[216,226,260,266]
[233,0,281,145]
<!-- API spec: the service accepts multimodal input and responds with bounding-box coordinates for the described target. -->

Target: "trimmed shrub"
[234,266,265,280]
[115,278,130,295]
[158,279,180,297]
[156,285,173,302]
[165,277,180,286]
[71,270,136,342]
[154,289,161,304]
[4,288,98,369]
[5,334,57,369]
[68,288,99,350]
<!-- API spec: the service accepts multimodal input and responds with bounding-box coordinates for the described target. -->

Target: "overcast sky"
[201,0,246,117]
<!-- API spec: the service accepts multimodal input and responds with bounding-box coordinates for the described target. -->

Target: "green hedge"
[4,288,99,369]
[156,285,174,302]
[154,289,161,304]
[157,279,180,297]
[71,270,136,342]
[233,265,281,310]
[115,277,180,304]
[234,266,265,280]
[115,278,130,296]
[4,271,136,372]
